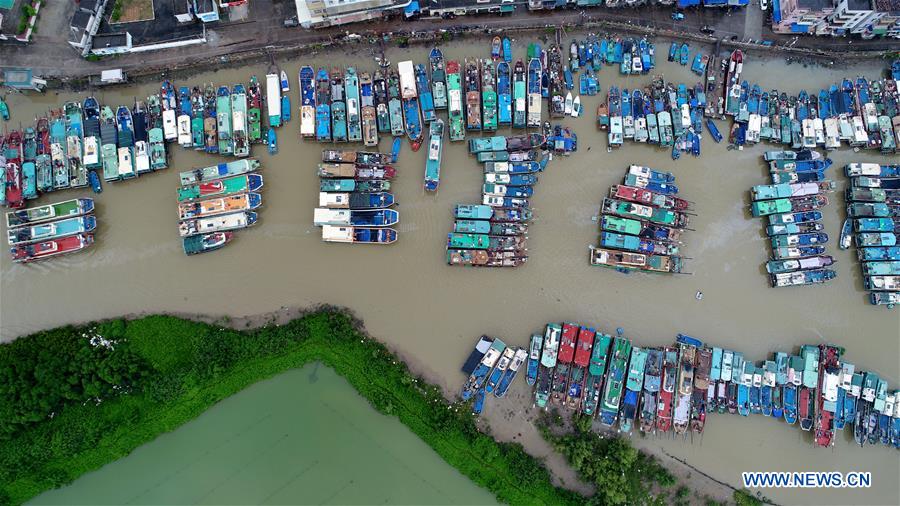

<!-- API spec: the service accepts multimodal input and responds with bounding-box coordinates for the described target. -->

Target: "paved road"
[0,3,894,82]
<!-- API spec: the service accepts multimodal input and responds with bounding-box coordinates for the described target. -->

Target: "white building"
[69,0,109,56]
[829,0,900,38]
[294,0,411,29]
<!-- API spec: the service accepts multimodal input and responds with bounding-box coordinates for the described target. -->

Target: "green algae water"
[30,364,496,505]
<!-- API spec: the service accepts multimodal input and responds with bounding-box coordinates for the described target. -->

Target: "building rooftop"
[874,0,900,12]
[92,32,129,49]
[798,0,832,10]
[71,10,94,30]
[844,0,871,11]
[80,0,102,14]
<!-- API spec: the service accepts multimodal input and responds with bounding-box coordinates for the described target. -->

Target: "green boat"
[583,333,612,416]
[248,76,263,143]
[602,198,687,228]
[191,86,205,149]
[620,347,648,434]
[481,59,498,132]
[177,173,264,202]
[447,60,465,142]
[599,336,632,426]
[387,70,405,137]
[424,119,443,192]
[5,198,95,228]
[231,84,249,158]
[149,128,167,170]
[36,154,53,193]
[101,144,118,181]
[446,233,491,249]
[751,199,793,217]
[183,232,233,255]
[216,86,233,156]
[179,159,260,186]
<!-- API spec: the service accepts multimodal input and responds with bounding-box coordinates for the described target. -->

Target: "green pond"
[31,364,496,505]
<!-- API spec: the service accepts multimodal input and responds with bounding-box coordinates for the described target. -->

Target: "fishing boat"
[267,128,278,155]
[513,60,527,129]
[113,106,134,180]
[176,86,192,147]
[177,174,263,203]
[619,347,647,434]
[527,57,542,128]
[281,93,291,123]
[216,86,233,155]
[179,159,260,186]
[387,70,404,138]
[424,119,443,192]
[462,339,505,401]
[480,59,498,131]
[656,347,678,433]
[7,215,97,245]
[526,335,542,387]
[398,61,423,150]
[314,208,399,227]
[454,204,531,223]
[338,68,360,143]
[231,84,249,157]
[202,84,219,153]
[181,230,235,256]
[563,327,593,412]
[425,48,448,112]
[411,63,435,125]
[178,211,258,237]
[494,61,513,127]
[320,179,391,193]
[248,76,263,143]
[190,86,205,149]
[447,249,526,268]
[673,334,700,433]
[148,126,167,171]
[293,66,315,138]
[583,333,611,416]
[321,225,398,244]
[599,335,632,427]
[266,72,282,128]
[374,70,391,135]
[160,81,178,141]
[315,69,332,142]
[5,198,94,229]
[360,72,378,147]
[439,62,464,142]
[318,191,394,210]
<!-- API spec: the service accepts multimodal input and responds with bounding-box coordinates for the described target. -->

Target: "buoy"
[696,291,703,300]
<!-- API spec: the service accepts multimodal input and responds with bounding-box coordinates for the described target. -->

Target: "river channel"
[2,35,898,505]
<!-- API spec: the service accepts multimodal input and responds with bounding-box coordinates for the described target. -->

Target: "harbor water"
[30,364,496,505]
[2,37,898,504]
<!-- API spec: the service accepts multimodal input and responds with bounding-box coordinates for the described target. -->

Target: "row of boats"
[464,324,900,449]
[749,150,836,288]
[721,54,900,154]
[568,35,657,77]
[596,74,714,159]
[460,336,528,413]
[589,165,691,274]
[176,159,263,254]
[838,162,900,307]
[5,198,96,262]
[313,149,398,244]
[446,134,551,266]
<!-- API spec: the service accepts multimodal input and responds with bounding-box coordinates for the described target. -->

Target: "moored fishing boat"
[191,86,205,149]
[465,59,482,131]
[7,215,97,245]
[178,192,262,220]
[345,67,362,142]
[620,346,647,434]
[527,57,542,128]
[429,48,447,110]
[496,348,528,397]
[179,159,261,186]
[415,63,436,123]
[526,335,542,387]
[599,335,631,427]
[314,208,399,227]
[583,332,611,417]
[177,173,263,203]
[299,66,316,138]
[462,339,506,401]
[447,60,465,141]
[481,59,498,131]
[387,70,404,138]
[10,232,94,263]
[321,225,398,244]
[266,72,282,128]
[513,60,527,129]
[176,86,193,147]
[179,210,258,237]
[424,119,443,192]
[231,84,249,157]
[216,86,233,155]
[315,68,332,142]
[203,83,219,153]
[183,231,234,255]
[6,198,94,228]
[497,61,512,126]
[247,76,263,144]
[656,347,678,433]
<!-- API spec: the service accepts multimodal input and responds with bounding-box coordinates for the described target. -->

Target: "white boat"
[162,109,177,141]
[117,147,135,179]
[134,141,151,173]
[824,117,840,149]
[300,106,315,138]
[837,114,853,141]
[564,92,573,116]
[634,116,648,143]
[83,136,99,168]
[679,104,691,129]
[746,114,761,144]
[608,116,623,147]
[397,60,417,99]
[801,119,816,148]
[813,117,825,146]
[266,73,282,127]
[177,114,192,147]
[851,116,868,146]
[571,95,581,118]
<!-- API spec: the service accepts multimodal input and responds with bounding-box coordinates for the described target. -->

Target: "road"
[0,2,894,83]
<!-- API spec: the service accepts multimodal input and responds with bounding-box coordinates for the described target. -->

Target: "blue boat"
[579,68,598,96]
[267,127,277,154]
[526,335,541,387]
[691,53,704,74]
[783,384,798,424]
[797,90,809,120]
[818,89,831,118]
[706,119,722,142]
[88,170,102,193]
[599,39,608,65]
[497,61,512,126]
[668,42,678,62]
[331,69,348,142]
[834,387,847,430]
[679,43,689,65]
[391,137,401,163]
[179,86,192,118]
[892,59,900,80]
[403,96,423,150]
[639,39,651,72]
[563,68,574,91]
[281,94,291,122]
[737,383,750,416]
[424,119,443,192]
[613,39,623,64]
[495,349,526,398]
[415,64,436,123]
[502,37,512,63]
[315,68,331,142]
[472,386,486,414]
[761,385,773,416]
[345,67,361,142]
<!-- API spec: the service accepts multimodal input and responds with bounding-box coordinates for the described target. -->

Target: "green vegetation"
[110,0,122,22]
[0,310,582,505]
[733,488,763,506]
[538,412,677,505]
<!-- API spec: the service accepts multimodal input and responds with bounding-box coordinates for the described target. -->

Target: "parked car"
[700,25,715,35]
[760,0,768,10]
[284,16,299,28]
[671,11,685,21]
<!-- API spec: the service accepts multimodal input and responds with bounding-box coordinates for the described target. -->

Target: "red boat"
[724,49,743,89]
[36,116,51,155]
[798,386,813,431]
[611,185,690,211]
[10,233,94,263]
[558,323,577,364]
[656,347,678,433]
[574,327,594,367]
[814,345,841,448]
[4,130,25,209]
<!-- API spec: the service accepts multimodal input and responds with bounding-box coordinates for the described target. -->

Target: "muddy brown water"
[2,37,898,505]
